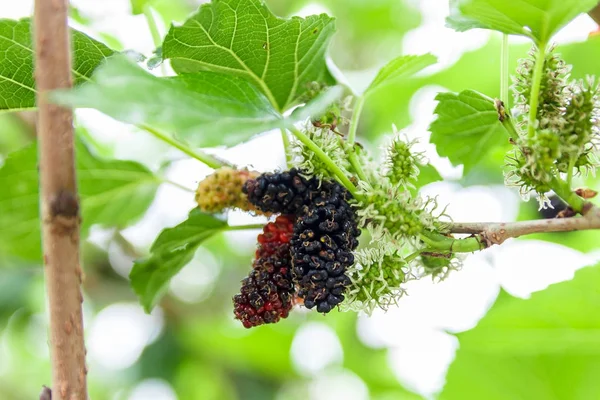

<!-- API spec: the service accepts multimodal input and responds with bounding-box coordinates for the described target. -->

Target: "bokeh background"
[1,0,600,399]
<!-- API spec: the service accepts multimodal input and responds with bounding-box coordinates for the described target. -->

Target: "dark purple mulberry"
[242,168,311,214]
[233,216,296,328]
[290,180,360,313]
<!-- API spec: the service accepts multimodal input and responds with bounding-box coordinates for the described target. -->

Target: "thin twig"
[588,2,600,26]
[34,0,88,398]
[448,204,600,245]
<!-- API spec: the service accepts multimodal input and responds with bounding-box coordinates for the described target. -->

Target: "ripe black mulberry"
[242,168,310,214]
[233,215,296,328]
[291,180,360,313]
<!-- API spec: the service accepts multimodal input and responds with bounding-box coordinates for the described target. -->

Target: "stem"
[163,180,195,193]
[420,231,485,253]
[34,0,88,398]
[527,41,547,138]
[347,96,364,146]
[288,126,360,198]
[143,6,161,47]
[346,96,369,182]
[348,152,368,182]
[405,248,435,263]
[139,124,228,169]
[566,156,576,187]
[449,205,600,245]
[501,34,509,106]
[227,223,266,231]
[280,128,292,168]
[549,175,585,213]
[143,5,167,76]
[501,111,520,138]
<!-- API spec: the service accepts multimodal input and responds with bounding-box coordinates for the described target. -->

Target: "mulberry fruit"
[344,249,406,313]
[233,216,296,328]
[196,167,260,213]
[245,170,361,314]
[242,168,310,214]
[290,180,360,313]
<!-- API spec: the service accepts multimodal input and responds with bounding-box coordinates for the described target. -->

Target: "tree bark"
[34,0,88,399]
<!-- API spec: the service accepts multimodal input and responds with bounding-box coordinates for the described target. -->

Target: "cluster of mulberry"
[243,168,310,215]
[233,215,296,328]
[196,167,261,214]
[243,169,360,314]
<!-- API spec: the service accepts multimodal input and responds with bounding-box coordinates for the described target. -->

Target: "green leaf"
[415,163,442,190]
[429,89,508,174]
[365,54,436,96]
[0,139,160,262]
[76,139,160,229]
[0,18,114,111]
[131,0,150,14]
[0,146,41,262]
[53,55,342,148]
[441,263,600,400]
[130,209,228,312]
[162,0,336,112]
[52,55,282,147]
[446,0,598,44]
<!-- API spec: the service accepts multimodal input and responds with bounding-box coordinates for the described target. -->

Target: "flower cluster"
[290,123,352,181]
[513,46,570,130]
[381,127,424,188]
[507,46,600,207]
[343,247,407,314]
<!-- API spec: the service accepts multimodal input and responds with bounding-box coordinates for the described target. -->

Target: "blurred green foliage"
[441,263,600,400]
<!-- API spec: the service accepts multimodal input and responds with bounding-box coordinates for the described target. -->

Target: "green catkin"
[343,248,407,314]
[506,46,599,207]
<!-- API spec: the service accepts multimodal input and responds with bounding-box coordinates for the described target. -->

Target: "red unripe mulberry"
[233,215,296,328]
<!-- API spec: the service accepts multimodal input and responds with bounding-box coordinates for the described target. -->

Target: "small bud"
[494,98,506,122]
[575,188,598,199]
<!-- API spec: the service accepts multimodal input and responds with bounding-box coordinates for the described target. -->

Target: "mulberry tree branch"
[448,204,600,246]
[34,0,88,398]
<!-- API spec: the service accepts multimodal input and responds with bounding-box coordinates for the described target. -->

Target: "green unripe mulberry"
[344,249,407,313]
[385,138,420,186]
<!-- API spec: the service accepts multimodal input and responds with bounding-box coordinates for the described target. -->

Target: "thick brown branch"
[34,0,87,399]
[449,205,600,245]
